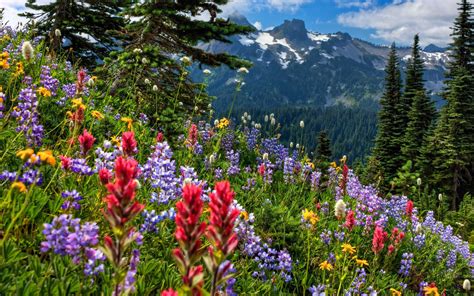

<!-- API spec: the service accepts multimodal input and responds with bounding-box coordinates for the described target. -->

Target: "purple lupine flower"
[221,132,235,152]
[11,87,44,146]
[283,157,296,183]
[334,230,345,242]
[70,158,94,175]
[310,171,322,191]
[40,66,59,96]
[19,169,43,185]
[320,230,332,245]
[346,268,367,294]
[242,178,256,191]
[226,150,240,176]
[0,170,17,182]
[309,284,326,296]
[41,214,99,264]
[140,208,175,233]
[398,253,413,276]
[245,127,260,150]
[61,190,83,210]
[123,249,140,293]
[84,247,106,278]
[141,141,180,205]
[215,167,223,180]
[446,249,457,269]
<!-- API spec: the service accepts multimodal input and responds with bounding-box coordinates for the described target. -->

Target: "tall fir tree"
[315,130,332,164]
[401,36,436,165]
[423,0,474,209]
[372,43,404,191]
[22,0,130,66]
[400,34,425,130]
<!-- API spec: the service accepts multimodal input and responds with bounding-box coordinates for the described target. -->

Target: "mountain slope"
[198,17,449,112]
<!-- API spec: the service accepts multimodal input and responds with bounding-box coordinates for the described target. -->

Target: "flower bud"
[134,179,141,189]
[270,117,276,126]
[415,223,422,233]
[262,153,269,161]
[54,29,61,37]
[264,115,269,122]
[237,67,249,74]
[203,69,211,75]
[21,41,34,61]
[142,57,148,64]
[463,279,471,291]
[214,119,219,126]
[144,78,150,85]
[290,142,294,148]
[438,193,443,201]
[133,48,142,53]
[335,199,346,219]
[300,120,305,128]
[296,143,300,149]
[152,85,158,92]
[416,178,422,186]
[180,56,191,65]
[209,154,215,165]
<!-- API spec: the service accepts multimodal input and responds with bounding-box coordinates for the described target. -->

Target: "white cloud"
[335,0,376,8]
[221,0,313,15]
[1,0,51,27]
[337,0,458,46]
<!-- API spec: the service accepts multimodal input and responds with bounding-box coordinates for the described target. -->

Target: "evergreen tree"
[101,1,254,137]
[315,130,331,163]
[22,0,130,66]
[400,34,425,130]
[401,89,436,163]
[372,43,404,190]
[425,0,474,209]
[401,35,435,165]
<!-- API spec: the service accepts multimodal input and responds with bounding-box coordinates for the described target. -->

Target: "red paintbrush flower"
[121,131,137,156]
[258,163,265,177]
[59,155,71,170]
[187,124,198,148]
[161,288,178,296]
[78,129,95,155]
[76,69,86,94]
[156,132,164,143]
[340,164,349,195]
[103,157,143,228]
[372,225,388,254]
[406,200,414,218]
[99,168,112,185]
[344,210,356,231]
[207,181,240,256]
[172,184,206,296]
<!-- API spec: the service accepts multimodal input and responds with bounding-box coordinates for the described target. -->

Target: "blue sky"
[221,0,460,46]
[2,0,461,46]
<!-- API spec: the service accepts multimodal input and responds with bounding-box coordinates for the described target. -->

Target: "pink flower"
[99,168,112,185]
[344,210,356,231]
[78,129,95,155]
[406,200,414,218]
[372,226,388,254]
[161,288,178,296]
[121,131,137,156]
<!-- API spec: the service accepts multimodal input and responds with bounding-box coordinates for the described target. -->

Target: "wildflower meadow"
[0,12,473,296]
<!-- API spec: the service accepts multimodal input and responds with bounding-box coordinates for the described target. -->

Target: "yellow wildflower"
[423,286,440,296]
[302,209,319,225]
[17,148,34,161]
[355,259,369,267]
[72,98,86,110]
[390,288,402,296]
[319,260,333,271]
[0,51,10,69]
[37,87,52,97]
[37,150,56,166]
[91,110,104,120]
[15,61,24,77]
[217,118,230,129]
[341,243,356,255]
[121,117,133,130]
[330,161,337,168]
[111,136,121,146]
[11,181,27,193]
[241,210,249,221]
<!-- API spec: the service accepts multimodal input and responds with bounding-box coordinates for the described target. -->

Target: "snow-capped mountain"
[198,16,449,111]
